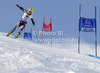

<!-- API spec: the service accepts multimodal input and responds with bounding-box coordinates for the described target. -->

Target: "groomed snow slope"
[0,32,100,73]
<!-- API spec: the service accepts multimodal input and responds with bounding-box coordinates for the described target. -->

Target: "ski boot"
[6,32,12,36]
[15,33,20,38]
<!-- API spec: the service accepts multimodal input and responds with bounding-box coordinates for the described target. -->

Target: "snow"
[0,32,100,73]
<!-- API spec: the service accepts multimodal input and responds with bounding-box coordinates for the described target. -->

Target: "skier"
[6,4,35,38]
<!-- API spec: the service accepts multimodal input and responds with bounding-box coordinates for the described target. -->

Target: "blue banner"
[79,17,96,32]
[24,32,32,40]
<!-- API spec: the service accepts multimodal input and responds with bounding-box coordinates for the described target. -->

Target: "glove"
[16,4,19,7]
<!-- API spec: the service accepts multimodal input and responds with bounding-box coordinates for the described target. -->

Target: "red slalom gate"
[41,16,52,46]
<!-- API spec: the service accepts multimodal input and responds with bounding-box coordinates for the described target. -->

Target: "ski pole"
[34,26,38,43]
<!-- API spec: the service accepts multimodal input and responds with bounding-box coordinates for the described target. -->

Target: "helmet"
[28,8,33,12]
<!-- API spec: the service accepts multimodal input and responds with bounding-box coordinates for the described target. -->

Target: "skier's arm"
[31,18,35,27]
[16,4,27,12]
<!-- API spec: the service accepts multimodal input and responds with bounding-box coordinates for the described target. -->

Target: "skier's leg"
[6,25,17,36]
[6,21,21,36]
[10,25,17,33]
[15,24,26,38]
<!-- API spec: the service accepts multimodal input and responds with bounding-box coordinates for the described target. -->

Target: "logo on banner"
[79,17,96,32]
[24,32,32,40]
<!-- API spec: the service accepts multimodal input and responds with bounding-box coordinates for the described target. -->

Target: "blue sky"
[0,0,100,44]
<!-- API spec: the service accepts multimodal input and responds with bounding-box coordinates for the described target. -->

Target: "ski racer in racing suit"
[6,4,35,38]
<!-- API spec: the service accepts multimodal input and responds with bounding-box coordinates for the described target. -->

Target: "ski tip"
[13,37,17,39]
[13,37,19,39]
[5,35,8,37]
[13,37,15,39]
